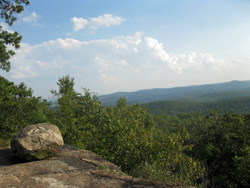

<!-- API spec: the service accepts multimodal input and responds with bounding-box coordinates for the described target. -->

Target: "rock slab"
[0,145,169,188]
[11,123,64,161]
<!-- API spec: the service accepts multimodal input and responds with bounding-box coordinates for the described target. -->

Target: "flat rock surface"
[0,145,184,188]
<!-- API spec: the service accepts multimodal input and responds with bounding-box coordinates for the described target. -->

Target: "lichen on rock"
[11,123,64,161]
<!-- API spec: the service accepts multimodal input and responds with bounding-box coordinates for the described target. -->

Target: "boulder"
[11,123,64,161]
[0,145,176,188]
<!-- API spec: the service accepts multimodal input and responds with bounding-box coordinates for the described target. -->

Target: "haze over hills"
[98,80,250,106]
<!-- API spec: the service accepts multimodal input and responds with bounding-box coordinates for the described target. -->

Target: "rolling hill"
[98,80,250,106]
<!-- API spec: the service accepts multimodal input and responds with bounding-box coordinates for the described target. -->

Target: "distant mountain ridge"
[98,80,250,106]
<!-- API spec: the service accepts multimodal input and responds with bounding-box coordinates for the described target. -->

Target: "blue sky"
[1,0,250,98]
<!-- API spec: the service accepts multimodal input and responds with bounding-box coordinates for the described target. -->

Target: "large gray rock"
[0,146,172,188]
[11,123,64,161]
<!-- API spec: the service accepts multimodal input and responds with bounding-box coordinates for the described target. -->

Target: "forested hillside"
[142,96,250,115]
[99,80,250,106]
[1,75,250,187]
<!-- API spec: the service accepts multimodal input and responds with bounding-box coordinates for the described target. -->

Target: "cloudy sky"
[1,0,250,98]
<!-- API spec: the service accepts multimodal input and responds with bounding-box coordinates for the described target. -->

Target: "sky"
[1,0,250,99]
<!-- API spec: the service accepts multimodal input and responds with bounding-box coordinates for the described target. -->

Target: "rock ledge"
[0,145,181,188]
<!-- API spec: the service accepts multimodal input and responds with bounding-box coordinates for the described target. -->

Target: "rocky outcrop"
[0,145,175,188]
[11,123,64,161]
[0,124,191,187]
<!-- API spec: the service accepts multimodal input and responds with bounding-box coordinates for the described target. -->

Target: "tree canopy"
[0,0,29,72]
[2,74,250,187]
[0,75,50,140]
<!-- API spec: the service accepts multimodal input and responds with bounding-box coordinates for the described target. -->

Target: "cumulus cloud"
[6,33,239,97]
[71,17,88,31]
[145,37,170,62]
[88,14,125,29]
[144,37,226,74]
[11,66,37,79]
[22,12,41,25]
[71,14,125,31]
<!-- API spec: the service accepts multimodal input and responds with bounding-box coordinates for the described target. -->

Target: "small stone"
[11,123,64,161]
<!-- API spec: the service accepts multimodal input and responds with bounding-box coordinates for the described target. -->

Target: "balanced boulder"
[11,123,64,161]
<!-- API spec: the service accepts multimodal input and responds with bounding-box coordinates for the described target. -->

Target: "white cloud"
[95,56,110,71]
[232,57,250,64]
[0,22,14,33]
[6,33,243,98]
[144,37,226,74]
[89,14,125,30]
[22,12,41,25]
[71,17,88,31]
[71,14,125,31]
[11,66,37,79]
[36,60,62,70]
[172,52,226,73]
[145,37,170,62]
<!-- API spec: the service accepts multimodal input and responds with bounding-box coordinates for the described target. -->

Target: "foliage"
[142,97,250,116]
[156,111,250,187]
[200,112,250,188]
[49,75,204,185]
[0,0,29,71]
[49,75,102,148]
[0,75,50,140]
[5,74,250,187]
[0,138,10,147]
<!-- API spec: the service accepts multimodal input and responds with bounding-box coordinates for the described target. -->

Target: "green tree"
[0,75,50,142]
[161,110,250,187]
[76,98,203,185]
[0,0,29,71]
[50,75,103,148]
[116,97,127,109]
[50,75,78,139]
[49,77,204,185]
[201,112,250,188]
